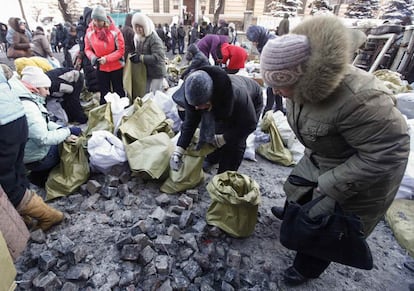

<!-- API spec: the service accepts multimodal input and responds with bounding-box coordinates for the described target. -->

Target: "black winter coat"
[177,66,263,149]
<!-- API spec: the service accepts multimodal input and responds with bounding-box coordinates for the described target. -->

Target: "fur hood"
[8,17,24,33]
[131,13,155,37]
[291,16,351,104]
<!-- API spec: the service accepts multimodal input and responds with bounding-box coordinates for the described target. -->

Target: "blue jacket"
[19,92,70,163]
[0,69,27,125]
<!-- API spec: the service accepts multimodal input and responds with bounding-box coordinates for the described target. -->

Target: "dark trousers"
[0,116,29,207]
[293,252,331,278]
[26,145,60,187]
[97,68,125,104]
[61,74,88,124]
[206,137,247,174]
[262,87,284,118]
[178,38,185,54]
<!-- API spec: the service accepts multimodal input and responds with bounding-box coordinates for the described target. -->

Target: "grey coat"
[283,16,410,236]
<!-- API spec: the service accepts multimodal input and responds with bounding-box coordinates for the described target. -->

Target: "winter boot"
[17,190,64,231]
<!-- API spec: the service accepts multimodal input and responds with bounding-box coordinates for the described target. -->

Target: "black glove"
[129,53,141,63]
[91,57,99,67]
[69,127,82,136]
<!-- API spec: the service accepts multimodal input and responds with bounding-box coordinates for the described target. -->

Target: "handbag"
[280,195,373,270]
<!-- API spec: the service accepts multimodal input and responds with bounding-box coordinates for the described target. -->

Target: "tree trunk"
[18,0,29,28]
[58,0,72,24]
[214,0,225,24]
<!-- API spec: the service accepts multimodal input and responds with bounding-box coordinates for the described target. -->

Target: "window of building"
[246,0,255,11]
[154,0,160,13]
[164,0,169,13]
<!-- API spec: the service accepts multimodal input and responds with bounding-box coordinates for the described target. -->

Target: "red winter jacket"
[221,43,247,70]
[85,16,125,72]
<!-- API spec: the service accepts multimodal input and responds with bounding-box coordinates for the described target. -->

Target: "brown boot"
[17,190,64,231]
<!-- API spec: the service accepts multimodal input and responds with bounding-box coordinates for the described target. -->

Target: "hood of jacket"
[131,13,155,37]
[8,17,23,33]
[197,66,234,120]
[246,25,275,53]
[290,16,351,104]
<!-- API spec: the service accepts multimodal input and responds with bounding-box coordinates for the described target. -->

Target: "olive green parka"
[283,16,410,236]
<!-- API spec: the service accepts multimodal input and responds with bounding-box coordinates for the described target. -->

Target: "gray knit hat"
[91,5,109,24]
[184,70,213,106]
[260,34,311,88]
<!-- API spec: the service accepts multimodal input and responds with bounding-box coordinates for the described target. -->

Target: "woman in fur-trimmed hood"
[129,12,166,94]
[260,15,410,285]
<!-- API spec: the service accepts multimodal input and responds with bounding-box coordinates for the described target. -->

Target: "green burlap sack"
[257,111,294,166]
[119,98,166,140]
[160,130,215,194]
[206,171,261,238]
[385,199,414,257]
[123,57,147,102]
[85,103,114,137]
[123,132,174,179]
[45,137,90,201]
[0,231,16,291]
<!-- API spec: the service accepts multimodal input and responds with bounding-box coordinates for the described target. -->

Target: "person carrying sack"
[259,15,410,285]
[169,67,263,175]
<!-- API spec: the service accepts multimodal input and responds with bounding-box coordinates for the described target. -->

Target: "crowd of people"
[0,7,411,288]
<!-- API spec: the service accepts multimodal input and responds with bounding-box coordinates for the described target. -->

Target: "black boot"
[271,206,285,220]
[283,266,308,286]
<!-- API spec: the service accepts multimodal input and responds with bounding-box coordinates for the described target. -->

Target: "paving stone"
[54,235,75,255]
[164,212,180,226]
[170,205,186,215]
[226,249,241,269]
[30,229,46,243]
[61,282,78,291]
[121,244,141,261]
[101,186,118,199]
[179,210,194,229]
[105,175,120,187]
[221,281,235,291]
[67,245,87,265]
[185,189,200,202]
[139,245,156,265]
[181,259,203,281]
[38,250,57,271]
[192,220,207,233]
[80,193,101,211]
[179,247,194,260]
[181,233,199,252]
[158,279,173,291]
[32,271,62,290]
[106,270,120,287]
[118,184,130,198]
[131,233,151,250]
[155,255,170,275]
[119,171,131,184]
[149,206,166,222]
[167,224,181,240]
[86,180,102,195]
[178,194,193,209]
[155,193,171,207]
[119,270,136,286]
[123,194,136,206]
[65,264,93,280]
[154,235,173,250]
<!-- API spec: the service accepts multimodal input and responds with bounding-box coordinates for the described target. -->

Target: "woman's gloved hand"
[129,53,141,63]
[69,127,82,136]
[170,146,185,171]
[308,194,336,219]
